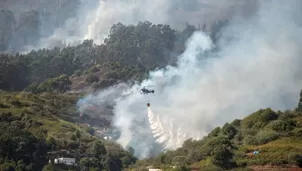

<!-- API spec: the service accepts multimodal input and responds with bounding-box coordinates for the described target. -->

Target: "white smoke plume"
[111,31,215,158]
[147,107,192,150]
[77,0,302,159]
[18,0,256,53]
[77,83,130,117]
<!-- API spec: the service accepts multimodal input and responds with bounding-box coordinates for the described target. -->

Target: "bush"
[89,66,100,73]
[292,128,302,137]
[206,136,231,149]
[208,127,220,137]
[185,150,203,164]
[256,130,279,145]
[278,110,296,120]
[0,103,10,108]
[104,71,119,79]
[171,156,186,166]
[221,123,237,139]
[242,108,278,129]
[85,74,99,83]
[233,132,243,144]
[74,70,82,76]
[84,126,95,135]
[243,135,258,145]
[211,146,234,169]
[234,157,247,168]
[10,100,22,107]
[288,154,302,167]
[265,120,292,132]
[230,119,241,128]
[68,141,80,149]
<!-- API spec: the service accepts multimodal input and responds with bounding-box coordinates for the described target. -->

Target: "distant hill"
[0,0,80,52]
[0,0,250,53]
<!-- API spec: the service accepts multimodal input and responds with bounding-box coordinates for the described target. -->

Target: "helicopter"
[140,87,155,95]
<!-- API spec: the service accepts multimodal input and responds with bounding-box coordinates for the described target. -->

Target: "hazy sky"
[4,0,257,53]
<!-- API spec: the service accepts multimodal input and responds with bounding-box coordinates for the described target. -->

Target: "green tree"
[92,141,107,159]
[211,146,233,169]
[221,123,237,139]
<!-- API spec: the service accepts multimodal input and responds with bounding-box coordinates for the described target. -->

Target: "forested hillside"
[1,6,301,170]
[0,20,226,171]
[0,20,229,94]
[0,91,136,171]
[128,93,302,171]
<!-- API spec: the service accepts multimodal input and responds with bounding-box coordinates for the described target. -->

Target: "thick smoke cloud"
[78,0,302,159]
[17,0,256,53]
[77,83,130,117]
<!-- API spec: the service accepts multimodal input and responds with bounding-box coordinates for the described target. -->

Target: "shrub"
[221,123,237,139]
[208,127,220,137]
[242,108,278,129]
[74,70,82,76]
[84,126,95,135]
[85,74,99,83]
[265,120,292,132]
[243,135,258,145]
[10,100,22,107]
[233,132,243,143]
[256,130,279,145]
[288,154,302,167]
[104,71,119,79]
[230,119,241,128]
[89,66,100,73]
[211,146,234,169]
[292,128,302,137]
[171,156,186,166]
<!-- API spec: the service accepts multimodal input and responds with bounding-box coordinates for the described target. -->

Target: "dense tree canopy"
[0,21,202,93]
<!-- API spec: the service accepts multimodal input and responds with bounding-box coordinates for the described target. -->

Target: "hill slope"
[0,91,136,171]
[128,92,302,171]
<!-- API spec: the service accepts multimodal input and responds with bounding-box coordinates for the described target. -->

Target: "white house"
[54,157,76,166]
[104,135,112,140]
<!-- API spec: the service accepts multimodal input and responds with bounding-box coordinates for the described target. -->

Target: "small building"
[146,165,162,171]
[104,135,112,140]
[54,157,76,166]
